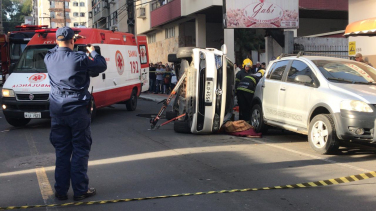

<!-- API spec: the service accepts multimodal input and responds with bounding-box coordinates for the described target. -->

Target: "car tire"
[126,89,138,111]
[251,104,268,133]
[166,111,177,120]
[5,117,31,127]
[308,114,339,154]
[174,120,191,133]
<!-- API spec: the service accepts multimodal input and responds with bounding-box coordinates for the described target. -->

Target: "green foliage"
[2,0,32,33]
[234,28,265,65]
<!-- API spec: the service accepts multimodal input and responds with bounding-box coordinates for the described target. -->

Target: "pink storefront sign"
[224,0,299,29]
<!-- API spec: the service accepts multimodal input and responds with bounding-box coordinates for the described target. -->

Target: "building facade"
[91,0,130,32]
[33,0,89,28]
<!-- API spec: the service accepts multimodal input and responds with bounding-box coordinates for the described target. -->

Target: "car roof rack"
[277,51,353,60]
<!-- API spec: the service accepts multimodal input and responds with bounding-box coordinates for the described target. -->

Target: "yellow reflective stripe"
[244,76,257,84]
[236,87,254,94]
[235,78,241,82]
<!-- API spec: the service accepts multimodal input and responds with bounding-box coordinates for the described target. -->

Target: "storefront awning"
[345,17,376,37]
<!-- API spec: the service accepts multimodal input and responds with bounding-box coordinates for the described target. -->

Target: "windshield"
[14,45,55,73]
[14,45,90,73]
[10,43,27,60]
[312,60,376,84]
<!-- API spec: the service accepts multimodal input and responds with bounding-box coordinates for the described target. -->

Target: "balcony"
[94,8,108,22]
[51,18,71,23]
[151,0,181,28]
[49,8,71,12]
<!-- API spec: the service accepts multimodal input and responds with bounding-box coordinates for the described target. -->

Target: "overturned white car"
[167,46,235,134]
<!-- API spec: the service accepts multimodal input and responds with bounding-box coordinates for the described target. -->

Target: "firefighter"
[44,27,107,201]
[236,69,265,122]
[235,58,253,89]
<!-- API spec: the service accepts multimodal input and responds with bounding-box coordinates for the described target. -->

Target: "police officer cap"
[56,27,74,41]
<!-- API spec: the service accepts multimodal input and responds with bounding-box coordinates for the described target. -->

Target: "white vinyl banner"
[224,0,299,29]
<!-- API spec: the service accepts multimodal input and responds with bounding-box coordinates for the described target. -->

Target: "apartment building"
[90,0,130,32]
[33,0,89,28]
[135,0,348,64]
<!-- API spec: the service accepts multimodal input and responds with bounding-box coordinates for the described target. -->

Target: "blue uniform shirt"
[44,46,107,117]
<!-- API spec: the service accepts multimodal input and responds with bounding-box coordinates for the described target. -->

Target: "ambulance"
[1,28,150,127]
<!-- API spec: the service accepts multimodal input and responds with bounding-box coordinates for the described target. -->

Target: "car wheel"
[166,111,177,120]
[308,114,339,154]
[5,117,31,127]
[251,104,267,133]
[126,89,138,111]
[174,120,191,133]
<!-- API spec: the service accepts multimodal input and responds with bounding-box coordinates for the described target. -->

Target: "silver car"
[251,56,376,154]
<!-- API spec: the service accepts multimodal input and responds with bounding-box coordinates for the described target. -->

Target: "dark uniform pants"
[50,107,92,196]
[237,91,253,122]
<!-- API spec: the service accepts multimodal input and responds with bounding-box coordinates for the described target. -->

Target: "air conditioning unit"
[103,2,109,8]
[137,8,146,19]
[89,12,93,18]
[109,0,116,4]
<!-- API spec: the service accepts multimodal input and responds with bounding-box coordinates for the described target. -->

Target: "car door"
[262,60,290,121]
[279,60,319,128]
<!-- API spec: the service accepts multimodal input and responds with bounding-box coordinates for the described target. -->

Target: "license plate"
[24,112,41,118]
[205,80,214,105]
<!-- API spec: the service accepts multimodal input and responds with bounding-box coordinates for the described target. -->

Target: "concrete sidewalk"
[139,92,174,103]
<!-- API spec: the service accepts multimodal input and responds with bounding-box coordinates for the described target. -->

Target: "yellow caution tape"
[1,171,375,210]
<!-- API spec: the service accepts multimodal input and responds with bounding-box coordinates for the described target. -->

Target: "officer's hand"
[87,45,95,53]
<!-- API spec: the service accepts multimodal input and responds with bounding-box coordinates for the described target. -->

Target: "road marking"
[35,167,54,201]
[24,132,56,210]
[249,138,372,172]
[0,170,375,210]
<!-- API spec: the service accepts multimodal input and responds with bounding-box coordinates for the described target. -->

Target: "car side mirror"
[9,63,16,74]
[294,75,312,84]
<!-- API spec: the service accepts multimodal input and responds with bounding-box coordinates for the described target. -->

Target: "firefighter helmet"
[242,58,253,68]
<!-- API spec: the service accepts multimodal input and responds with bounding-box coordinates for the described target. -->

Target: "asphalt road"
[1,99,376,211]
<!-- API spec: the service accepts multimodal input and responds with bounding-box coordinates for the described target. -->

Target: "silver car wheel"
[251,109,260,128]
[311,120,329,149]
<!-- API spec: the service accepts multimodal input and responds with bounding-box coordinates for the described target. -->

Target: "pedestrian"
[261,62,266,69]
[155,64,164,94]
[234,63,241,75]
[163,66,172,94]
[355,53,373,67]
[44,27,107,201]
[253,61,261,73]
[235,58,253,90]
[149,63,156,93]
[237,69,265,122]
[171,70,177,91]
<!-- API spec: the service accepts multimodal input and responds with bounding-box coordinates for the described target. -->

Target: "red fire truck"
[0,25,48,83]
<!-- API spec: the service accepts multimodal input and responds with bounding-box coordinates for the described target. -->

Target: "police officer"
[44,27,107,201]
[237,69,265,122]
[235,58,253,89]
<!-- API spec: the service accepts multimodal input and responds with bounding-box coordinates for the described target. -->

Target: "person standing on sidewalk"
[44,27,107,201]
[163,66,172,94]
[149,63,156,93]
[155,64,164,94]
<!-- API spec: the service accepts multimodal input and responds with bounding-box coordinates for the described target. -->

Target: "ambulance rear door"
[137,36,149,92]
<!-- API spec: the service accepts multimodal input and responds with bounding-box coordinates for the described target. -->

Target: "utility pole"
[63,0,66,27]
[127,0,134,34]
[0,0,3,34]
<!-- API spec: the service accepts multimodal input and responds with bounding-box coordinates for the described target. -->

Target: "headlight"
[340,100,373,112]
[2,89,15,97]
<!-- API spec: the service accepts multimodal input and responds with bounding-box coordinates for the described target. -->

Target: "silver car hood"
[328,82,376,103]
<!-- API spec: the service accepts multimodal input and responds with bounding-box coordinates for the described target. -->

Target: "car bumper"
[334,110,376,142]
[1,97,50,119]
